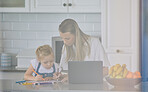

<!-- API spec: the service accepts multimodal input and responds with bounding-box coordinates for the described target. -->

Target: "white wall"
[0,13,101,65]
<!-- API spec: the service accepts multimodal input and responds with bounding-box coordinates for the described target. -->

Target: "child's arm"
[24,64,43,81]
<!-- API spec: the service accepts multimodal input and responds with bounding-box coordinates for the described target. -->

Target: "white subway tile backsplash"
[1,13,101,58]
[37,14,67,23]
[29,23,59,31]
[2,40,12,48]
[4,48,20,54]
[20,14,37,22]
[36,32,51,40]
[3,14,20,22]
[20,32,36,40]
[46,32,60,37]
[28,40,51,49]
[94,23,101,31]
[85,14,101,22]
[13,40,27,49]
[79,23,94,31]
[1,22,12,30]
[68,14,85,22]
[12,23,28,31]
[91,32,101,37]
[4,31,20,40]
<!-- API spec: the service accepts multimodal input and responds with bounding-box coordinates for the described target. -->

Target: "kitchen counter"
[0,66,26,72]
[0,79,142,92]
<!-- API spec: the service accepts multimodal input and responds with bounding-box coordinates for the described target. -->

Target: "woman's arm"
[93,38,110,77]
[59,45,68,71]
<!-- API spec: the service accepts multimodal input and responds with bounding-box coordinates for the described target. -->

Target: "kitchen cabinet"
[101,0,140,71]
[30,0,101,13]
[30,0,67,13]
[0,72,25,79]
[0,0,101,13]
[0,0,29,12]
[68,0,101,13]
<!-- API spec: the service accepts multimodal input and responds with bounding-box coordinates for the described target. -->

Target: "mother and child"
[24,19,110,81]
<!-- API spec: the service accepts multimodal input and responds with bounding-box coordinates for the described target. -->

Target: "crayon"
[22,82,33,85]
[16,80,26,84]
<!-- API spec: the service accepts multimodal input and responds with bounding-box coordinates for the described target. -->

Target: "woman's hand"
[53,72,62,80]
[44,77,53,81]
[53,72,68,82]
[61,74,68,82]
[35,75,44,81]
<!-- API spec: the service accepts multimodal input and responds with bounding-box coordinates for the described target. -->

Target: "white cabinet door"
[0,0,29,12]
[31,0,101,13]
[68,0,101,13]
[107,54,133,71]
[31,0,67,13]
[101,0,140,71]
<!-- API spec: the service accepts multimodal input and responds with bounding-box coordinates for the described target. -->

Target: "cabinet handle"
[68,3,72,6]
[116,49,120,53]
[63,3,67,7]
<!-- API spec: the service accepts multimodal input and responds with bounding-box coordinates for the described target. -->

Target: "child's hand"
[35,75,43,81]
[44,77,53,81]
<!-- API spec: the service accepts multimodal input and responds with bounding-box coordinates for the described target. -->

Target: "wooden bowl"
[105,77,142,87]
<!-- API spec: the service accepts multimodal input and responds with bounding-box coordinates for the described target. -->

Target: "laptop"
[68,61,103,84]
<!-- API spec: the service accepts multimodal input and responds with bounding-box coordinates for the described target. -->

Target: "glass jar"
[1,53,12,67]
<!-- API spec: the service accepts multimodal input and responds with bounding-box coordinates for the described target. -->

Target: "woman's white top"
[31,59,58,76]
[60,37,110,70]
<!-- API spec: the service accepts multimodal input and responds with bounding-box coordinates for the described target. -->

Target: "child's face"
[40,54,54,69]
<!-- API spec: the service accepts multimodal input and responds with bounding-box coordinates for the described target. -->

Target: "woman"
[55,19,110,82]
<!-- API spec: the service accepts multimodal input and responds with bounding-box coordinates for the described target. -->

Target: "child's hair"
[36,45,54,61]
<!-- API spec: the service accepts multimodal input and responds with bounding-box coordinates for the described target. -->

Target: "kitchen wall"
[0,13,2,53]
[0,13,101,65]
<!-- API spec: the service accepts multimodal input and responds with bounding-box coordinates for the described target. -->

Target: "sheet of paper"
[26,80,61,83]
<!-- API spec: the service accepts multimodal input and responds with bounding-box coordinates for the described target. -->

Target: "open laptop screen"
[68,61,103,84]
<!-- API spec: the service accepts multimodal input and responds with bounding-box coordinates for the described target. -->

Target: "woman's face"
[60,32,76,46]
[40,54,54,69]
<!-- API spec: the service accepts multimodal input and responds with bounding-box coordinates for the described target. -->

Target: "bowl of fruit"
[106,64,142,87]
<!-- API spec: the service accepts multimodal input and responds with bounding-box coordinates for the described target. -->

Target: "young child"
[24,45,57,81]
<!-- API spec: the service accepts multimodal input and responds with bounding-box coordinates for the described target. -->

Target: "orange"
[133,71,141,78]
[134,71,141,76]
[133,74,138,79]
[126,71,133,78]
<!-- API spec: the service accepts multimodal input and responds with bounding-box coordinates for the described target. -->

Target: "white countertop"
[0,79,142,92]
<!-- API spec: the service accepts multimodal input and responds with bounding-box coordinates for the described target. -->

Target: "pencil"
[57,67,59,82]
[32,69,45,80]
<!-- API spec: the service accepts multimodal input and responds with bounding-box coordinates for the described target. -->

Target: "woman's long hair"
[59,19,90,62]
